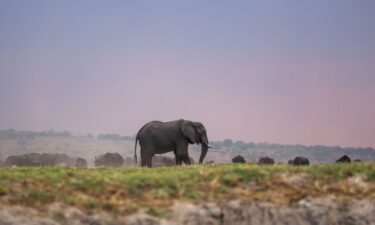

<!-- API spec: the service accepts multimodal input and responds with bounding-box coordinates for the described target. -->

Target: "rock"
[0,206,59,225]
[171,203,222,225]
[203,203,222,219]
[47,203,124,225]
[346,176,369,192]
[223,198,375,225]
[279,173,309,187]
[125,213,164,225]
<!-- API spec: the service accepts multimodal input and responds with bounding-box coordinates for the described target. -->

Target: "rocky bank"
[1,196,374,225]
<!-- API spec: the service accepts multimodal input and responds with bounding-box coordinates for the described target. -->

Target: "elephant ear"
[181,121,198,144]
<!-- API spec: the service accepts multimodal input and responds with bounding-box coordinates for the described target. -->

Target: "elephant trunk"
[199,144,208,163]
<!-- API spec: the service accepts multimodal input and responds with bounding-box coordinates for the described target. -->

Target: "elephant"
[40,153,70,166]
[95,153,124,167]
[258,156,275,165]
[336,155,351,163]
[134,119,212,167]
[5,153,40,166]
[232,155,246,163]
[4,153,71,167]
[291,156,310,166]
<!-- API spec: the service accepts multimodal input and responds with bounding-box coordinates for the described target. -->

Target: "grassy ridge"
[0,163,374,214]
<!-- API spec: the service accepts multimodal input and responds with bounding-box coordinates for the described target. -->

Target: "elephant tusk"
[208,144,215,149]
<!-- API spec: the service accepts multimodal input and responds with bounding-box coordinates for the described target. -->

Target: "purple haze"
[0,1,374,147]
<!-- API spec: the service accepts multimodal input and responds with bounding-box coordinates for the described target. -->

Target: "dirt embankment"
[1,197,374,225]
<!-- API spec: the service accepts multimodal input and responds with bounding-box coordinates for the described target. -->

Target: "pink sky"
[0,1,374,147]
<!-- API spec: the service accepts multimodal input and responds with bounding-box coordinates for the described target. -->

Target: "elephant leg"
[182,156,191,165]
[173,149,182,165]
[175,156,183,165]
[141,149,154,167]
[146,156,153,167]
[175,143,189,166]
[141,157,147,167]
[176,155,190,165]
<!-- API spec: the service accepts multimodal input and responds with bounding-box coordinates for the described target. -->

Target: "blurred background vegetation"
[0,129,374,166]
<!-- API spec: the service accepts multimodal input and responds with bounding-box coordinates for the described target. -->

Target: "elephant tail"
[134,134,139,165]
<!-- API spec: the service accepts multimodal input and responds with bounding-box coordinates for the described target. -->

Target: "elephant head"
[181,120,210,163]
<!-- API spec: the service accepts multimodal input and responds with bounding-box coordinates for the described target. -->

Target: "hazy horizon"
[1,1,375,148]
[2,128,375,150]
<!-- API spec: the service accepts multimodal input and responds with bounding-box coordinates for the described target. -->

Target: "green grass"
[0,163,374,214]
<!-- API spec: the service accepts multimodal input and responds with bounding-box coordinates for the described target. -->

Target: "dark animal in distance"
[95,153,124,167]
[336,155,351,163]
[75,157,88,168]
[232,155,246,163]
[134,119,213,167]
[258,157,275,165]
[353,159,362,163]
[290,156,310,166]
[5,153,74,167]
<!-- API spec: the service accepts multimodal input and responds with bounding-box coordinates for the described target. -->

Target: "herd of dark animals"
[2,153,89,168]
[0,152,193,168]
[230,154,360,165]
[0,152,362,167]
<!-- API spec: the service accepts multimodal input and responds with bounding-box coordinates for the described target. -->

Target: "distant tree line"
[0,129,132,141]
[0,129,73,139]
[97,133,133,141]
[209,138,374,153]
